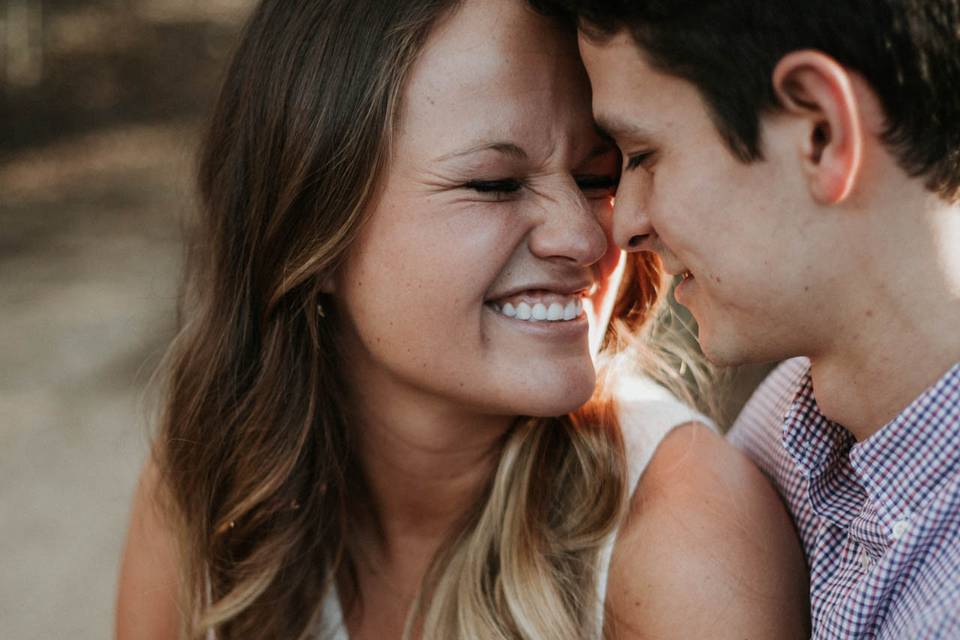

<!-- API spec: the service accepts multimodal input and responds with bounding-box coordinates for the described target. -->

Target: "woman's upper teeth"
[491,294,583,322]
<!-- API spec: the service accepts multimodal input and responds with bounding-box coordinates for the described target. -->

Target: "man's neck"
[808,197,960,441]
[811,348,959,442]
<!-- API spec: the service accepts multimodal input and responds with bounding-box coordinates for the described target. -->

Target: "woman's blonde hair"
[155,1,668,638]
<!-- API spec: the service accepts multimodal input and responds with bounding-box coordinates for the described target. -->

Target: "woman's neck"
[348,382,513,560]
[345,413,508,640]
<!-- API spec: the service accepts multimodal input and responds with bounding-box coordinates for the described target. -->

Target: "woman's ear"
[319,273,336,295]
[772,50,864,204]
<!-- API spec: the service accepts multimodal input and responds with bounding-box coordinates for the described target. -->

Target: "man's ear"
[772,50,864,204]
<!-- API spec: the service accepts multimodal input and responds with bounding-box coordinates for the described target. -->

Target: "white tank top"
[315,375,711,640]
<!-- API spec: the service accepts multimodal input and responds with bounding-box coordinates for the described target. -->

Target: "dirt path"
[0,121,198,638]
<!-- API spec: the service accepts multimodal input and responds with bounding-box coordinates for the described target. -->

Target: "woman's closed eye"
[463,178,524,201]
[463,172,619,201]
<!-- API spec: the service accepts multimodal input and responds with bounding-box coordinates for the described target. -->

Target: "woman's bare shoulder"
[605,422,809,639]
[115,454,183,639]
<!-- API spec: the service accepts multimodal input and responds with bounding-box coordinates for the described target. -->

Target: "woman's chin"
[511,369,597,418]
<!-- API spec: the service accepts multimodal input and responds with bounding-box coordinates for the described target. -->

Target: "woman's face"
[333,0,620,419]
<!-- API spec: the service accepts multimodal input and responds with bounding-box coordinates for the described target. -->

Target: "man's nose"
[611,174,654,253]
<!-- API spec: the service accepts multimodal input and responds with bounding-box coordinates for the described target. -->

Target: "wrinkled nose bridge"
[528,180,607,266]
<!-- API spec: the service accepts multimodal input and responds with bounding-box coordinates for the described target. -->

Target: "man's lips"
[659,258,693,281]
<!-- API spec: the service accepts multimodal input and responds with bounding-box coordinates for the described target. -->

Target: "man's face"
[580,30,837,365]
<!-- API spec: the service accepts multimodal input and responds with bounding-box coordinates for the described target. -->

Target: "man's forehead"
[579,33,667,137]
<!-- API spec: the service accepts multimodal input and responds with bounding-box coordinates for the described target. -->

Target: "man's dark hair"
[537,0,960,201]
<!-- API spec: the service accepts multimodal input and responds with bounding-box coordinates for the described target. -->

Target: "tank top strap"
[318,583,348,640]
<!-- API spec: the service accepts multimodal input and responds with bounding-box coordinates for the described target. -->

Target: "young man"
[541,0,960,637]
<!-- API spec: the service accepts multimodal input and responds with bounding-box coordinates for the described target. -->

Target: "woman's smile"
[490,296,584,322]
[484,297,590,339]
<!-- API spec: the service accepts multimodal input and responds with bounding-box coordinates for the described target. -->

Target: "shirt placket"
[809,462,877,637]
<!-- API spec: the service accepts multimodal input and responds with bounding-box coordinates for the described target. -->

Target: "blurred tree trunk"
[3,0,44,89]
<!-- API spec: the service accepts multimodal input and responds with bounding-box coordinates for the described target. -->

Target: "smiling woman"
[114,0,807,639]
[332,0,622,423]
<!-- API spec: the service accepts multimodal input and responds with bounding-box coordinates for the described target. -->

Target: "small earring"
[317,302,326,318]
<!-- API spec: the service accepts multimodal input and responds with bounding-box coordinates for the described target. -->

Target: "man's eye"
[576,175,619,198]
[625,150,656,171]
[464,179,523,196]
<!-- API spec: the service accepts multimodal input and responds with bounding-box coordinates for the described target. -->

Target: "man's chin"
[699,333,781,369]
[697,330,749,368]
[700,345,742,367]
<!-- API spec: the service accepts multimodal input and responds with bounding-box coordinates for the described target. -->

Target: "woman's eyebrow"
[435,141,528,162]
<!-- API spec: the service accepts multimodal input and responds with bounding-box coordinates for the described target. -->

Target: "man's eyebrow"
[435,142,528,162]
[594,114,656,143]
[582,141,617,163]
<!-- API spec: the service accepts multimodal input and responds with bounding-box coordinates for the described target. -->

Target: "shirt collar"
[782,371,855,478]
[849,362,960,533]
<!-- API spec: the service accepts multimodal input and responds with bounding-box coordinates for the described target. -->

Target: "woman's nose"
[527,182,609,268]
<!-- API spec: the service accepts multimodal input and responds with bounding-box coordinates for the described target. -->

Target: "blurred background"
[0,2,771,638]
[0,1,252,637]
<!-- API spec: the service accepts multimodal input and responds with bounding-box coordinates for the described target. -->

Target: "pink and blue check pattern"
[730,358,960,639]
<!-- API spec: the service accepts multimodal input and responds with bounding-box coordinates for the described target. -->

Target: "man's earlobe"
[772,50,863,205]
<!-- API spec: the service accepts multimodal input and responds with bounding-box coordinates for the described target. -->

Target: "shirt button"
[860,550,872,572]
[891,519,911,540]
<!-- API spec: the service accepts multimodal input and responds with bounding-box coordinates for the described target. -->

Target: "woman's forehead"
[397,0,590,158]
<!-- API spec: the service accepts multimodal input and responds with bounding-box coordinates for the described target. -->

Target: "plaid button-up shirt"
[730,357,960,639]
